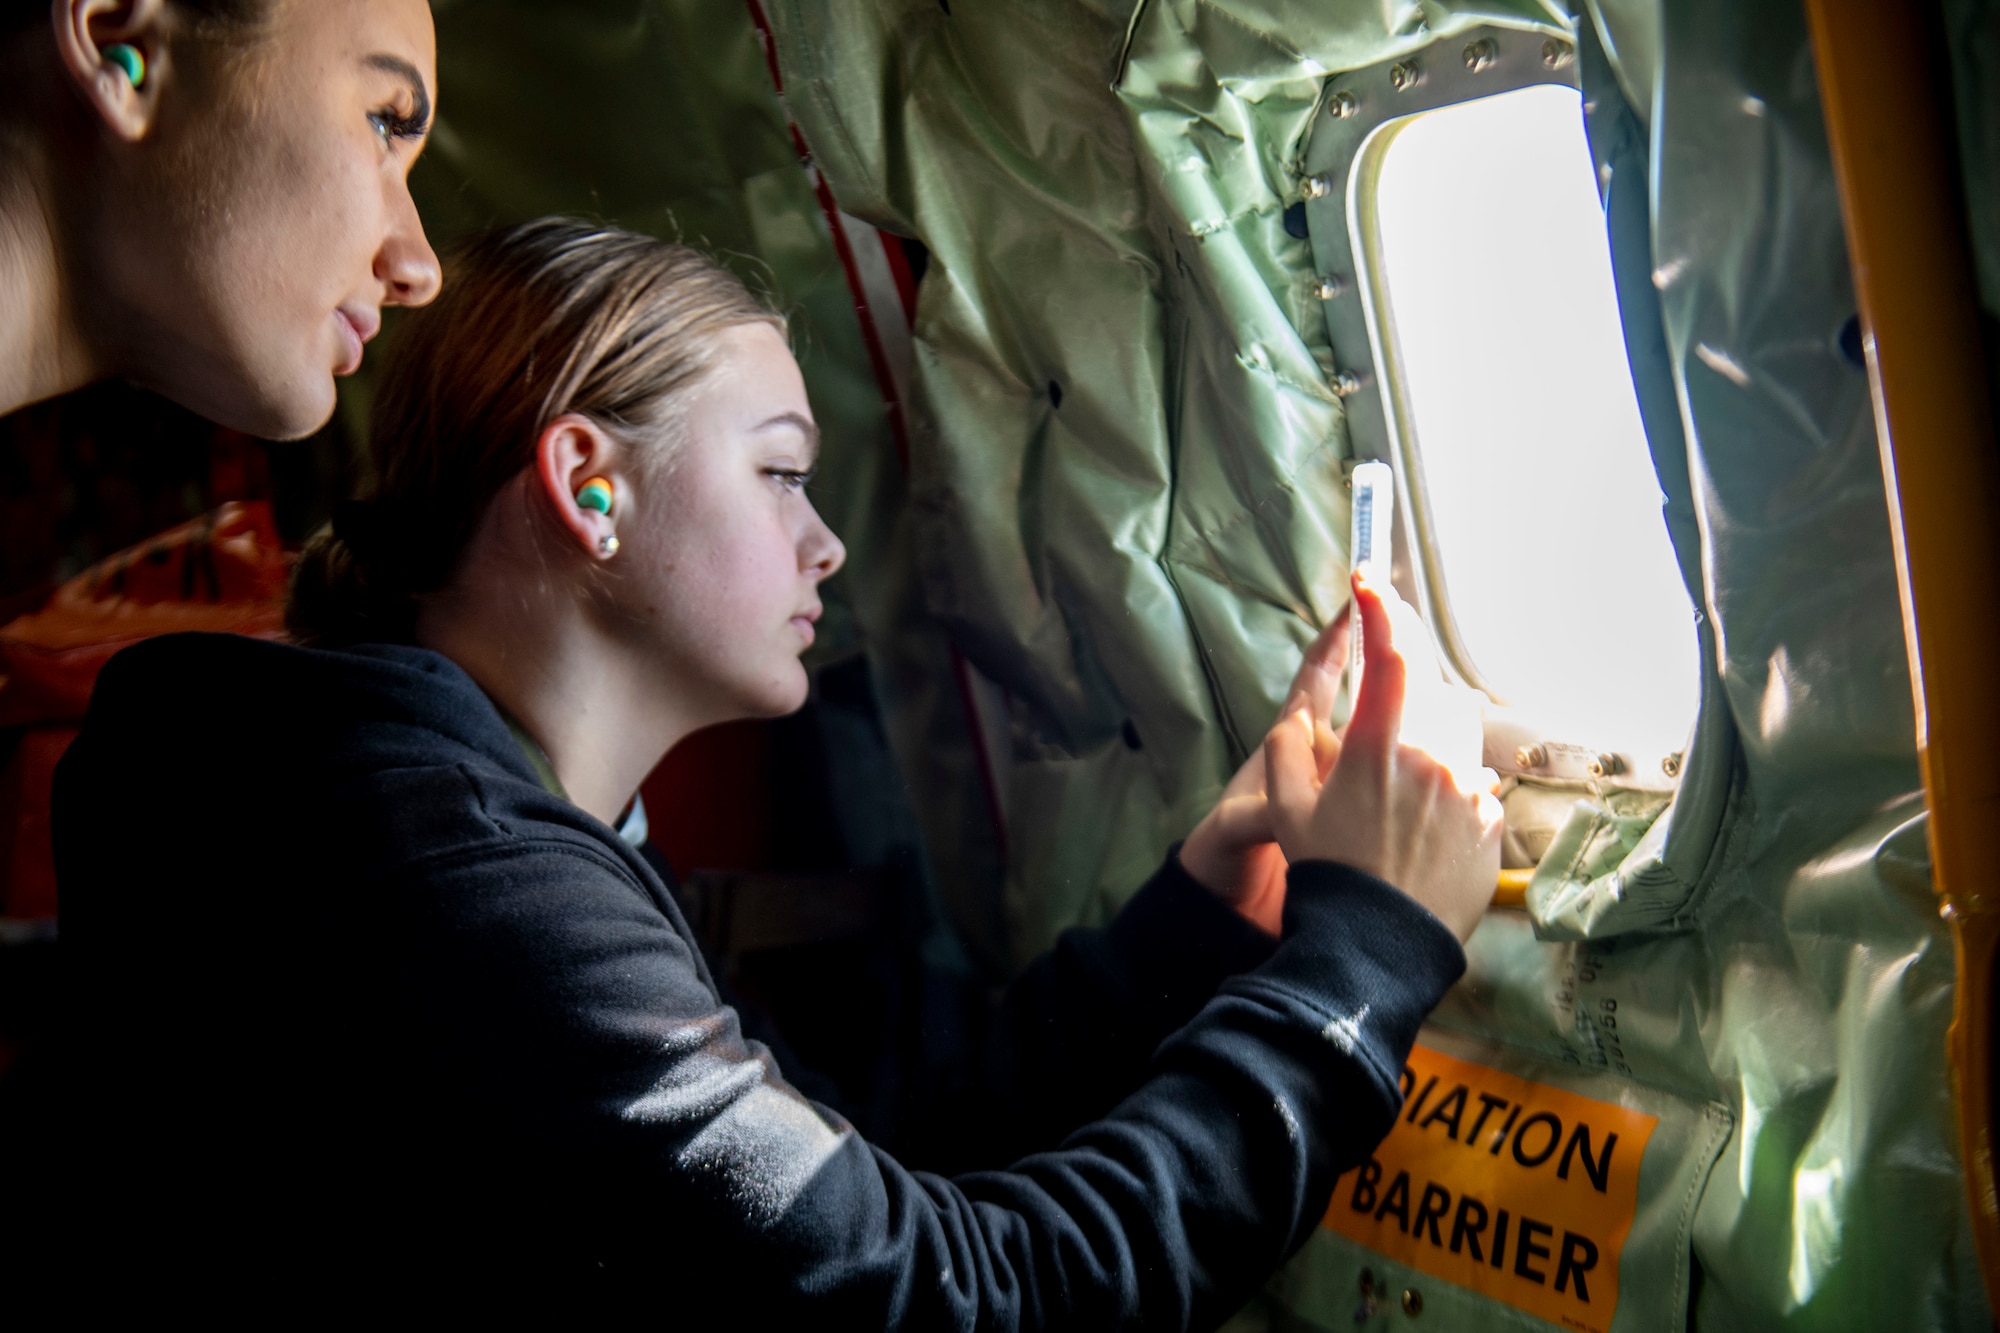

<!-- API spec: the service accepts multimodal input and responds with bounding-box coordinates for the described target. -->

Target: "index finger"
[1342,574,1407,759]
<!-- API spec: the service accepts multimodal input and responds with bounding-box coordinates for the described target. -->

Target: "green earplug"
[105,43,146,89]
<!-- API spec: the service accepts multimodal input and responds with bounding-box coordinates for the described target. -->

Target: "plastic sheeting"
[1623,2,1987,1325]
[768,0,1991,1327]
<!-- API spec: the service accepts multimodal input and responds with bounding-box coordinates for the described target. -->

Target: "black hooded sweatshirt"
[53,634,1463,1326]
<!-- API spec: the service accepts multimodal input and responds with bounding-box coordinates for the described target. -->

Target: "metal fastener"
[1313,274,1346,300]
[1390,60,1422,92]
[1588,752,1625,778]
[1515,743,1548,770]
[1662,752,1684,778]
[1401,1287,1424,1316]
[1463,38,1497,72]
[1542,37,1575,68]
[1354,1267,1378,1322]
[1328,89,1359,119]
[1300,173,1334,201]
[1332,371,1364,398]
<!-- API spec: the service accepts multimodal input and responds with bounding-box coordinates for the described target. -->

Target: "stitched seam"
[1674,1103,1736,1316]
[1186,0,1305,61]
[393,837,657,913]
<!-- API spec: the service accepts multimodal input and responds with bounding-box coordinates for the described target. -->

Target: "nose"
[802,507,846,582]
[377,175,441,308]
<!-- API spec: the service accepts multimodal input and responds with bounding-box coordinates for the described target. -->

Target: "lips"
[791,604,823,646]
[333,307,381,376]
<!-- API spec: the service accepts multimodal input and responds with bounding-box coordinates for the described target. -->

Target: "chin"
[154,359,339,442]
[251,376,341,442]
[744,664,811,719]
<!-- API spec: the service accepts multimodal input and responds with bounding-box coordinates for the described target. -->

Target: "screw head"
[1313,274,1345,301]
[1543,37,1575,68]
[1463,38,1497,72]
[1332,371,1364,398]
[1401,1287,1424,1316]
[1515,743,1548,770]
[1300,173,1334,201]
[1328,89,1359,119]
[1588,752,1624,779]
[1390,60,1422,92]
[1662,752,1684,778]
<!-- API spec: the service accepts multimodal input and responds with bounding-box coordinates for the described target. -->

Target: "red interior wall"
[639,719,781,878]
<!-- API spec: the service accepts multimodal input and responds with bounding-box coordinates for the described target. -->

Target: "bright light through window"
[1371,83,1699,763]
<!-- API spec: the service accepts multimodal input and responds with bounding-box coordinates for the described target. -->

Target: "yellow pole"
[1803,0,2000,1309]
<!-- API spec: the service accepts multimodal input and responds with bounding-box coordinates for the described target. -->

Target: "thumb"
[1209,792,1274,853]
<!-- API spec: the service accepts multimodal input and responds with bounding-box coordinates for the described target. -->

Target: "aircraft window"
[1358,83,1698,764]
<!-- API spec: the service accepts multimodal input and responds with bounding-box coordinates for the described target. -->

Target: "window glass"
[1369,83,1698,762]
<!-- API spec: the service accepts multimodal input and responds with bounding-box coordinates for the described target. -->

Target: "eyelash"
[766,468,815,492]
[368,106,426,147]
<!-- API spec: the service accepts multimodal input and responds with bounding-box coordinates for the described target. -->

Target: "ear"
[534,414,627,561]
[52,0,173,143]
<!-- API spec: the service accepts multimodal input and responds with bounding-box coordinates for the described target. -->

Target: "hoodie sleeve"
[400,832,1465,1329]
[895,847,1280,1173]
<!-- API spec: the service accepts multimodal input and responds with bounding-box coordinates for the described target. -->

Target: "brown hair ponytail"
[288,218,783,646]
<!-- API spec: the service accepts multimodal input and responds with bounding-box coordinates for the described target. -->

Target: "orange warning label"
[1324,1044,1658,1333]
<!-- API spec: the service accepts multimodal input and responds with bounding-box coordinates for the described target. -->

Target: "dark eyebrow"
[363,53,432,135]
[756,411,821,460]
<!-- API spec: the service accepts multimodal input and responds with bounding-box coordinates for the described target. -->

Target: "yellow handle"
[1806,0,2000,1307]
[1493,868,1533,910]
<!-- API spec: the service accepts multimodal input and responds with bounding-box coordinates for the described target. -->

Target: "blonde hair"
[288,217,783,646]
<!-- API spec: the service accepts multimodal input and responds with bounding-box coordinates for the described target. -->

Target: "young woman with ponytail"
[56,218,1501,1321]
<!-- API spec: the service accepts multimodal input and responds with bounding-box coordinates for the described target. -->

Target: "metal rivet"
[1313,274,1346,301]
[1354,1266,1379,1321]
[1328,89,1359,119]
[1463,38,1497,72]
[1542,37,1575,68]
[1300,173,1334,201]
[1662,752,1684,778]
[1515,743,1548,770]
[1588,752,1624,778]
[1332,371,1364,398]
[1401,1287,1424,1316]
[1390,60,1422,92]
